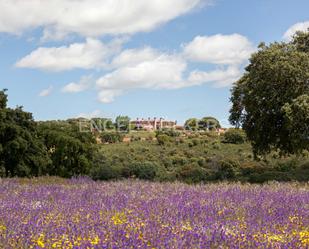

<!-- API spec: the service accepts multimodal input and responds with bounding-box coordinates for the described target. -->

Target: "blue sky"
[0,0,308,125]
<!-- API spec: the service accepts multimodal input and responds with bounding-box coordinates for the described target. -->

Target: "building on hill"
[131,118,177,131]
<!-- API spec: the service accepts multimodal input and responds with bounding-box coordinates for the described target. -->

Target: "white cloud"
[38,86,53,97]
[183,34,255,65]
[96,47,242,103]
[111,47,159,68]
[97,48,188,103]
[283,21,309,40]
[62,75,94,93]
[16,38,123,71]
[188,66,242,87]
[77,110,102,119]
[0,0,207,38]
[98,89,125,103]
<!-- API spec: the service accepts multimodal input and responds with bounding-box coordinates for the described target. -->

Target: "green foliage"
[230,30,309,156]
[156,134,171,146]
[100,132,124,143]
[281,94,309,153]
[215,159,240,180]
[0,90,51,177]
[292,28,309,53]
[185,118,198,131]
[155,129,180,137]
[115,116,130,132]
[223,129,246,144]
[178,165,209,183]
[38,121,95,177]
[91,118,114,131]
[0,89,8,109]
[123,162,158,180]
[198,117,221,130]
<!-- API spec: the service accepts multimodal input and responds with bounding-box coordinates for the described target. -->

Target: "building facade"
[131,118,177,131]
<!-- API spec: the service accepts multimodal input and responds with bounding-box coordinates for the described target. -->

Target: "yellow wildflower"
[111,212,127,225]
[299,230,309,246]
[90,235,100,245]
[37,234,45,248]
[267,234,285,243]
[0,225,6,232]
[181,222,193,231]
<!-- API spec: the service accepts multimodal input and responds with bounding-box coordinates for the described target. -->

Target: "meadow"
[0,178,308,248]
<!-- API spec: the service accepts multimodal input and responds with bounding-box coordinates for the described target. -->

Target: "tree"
[184,118,198,131]
[198,117,221,131]
[0,90,51,177]
[38,121,96,177]
[229,30,309,156]
[115,116,130,132]
[281,94,309,153]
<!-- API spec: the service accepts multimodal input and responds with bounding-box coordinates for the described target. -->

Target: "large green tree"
[37,121,96,177]
[0,90,51,177]
[229,30,309,156]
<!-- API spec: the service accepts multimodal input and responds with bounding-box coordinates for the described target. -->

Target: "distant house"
[131,118,177,131]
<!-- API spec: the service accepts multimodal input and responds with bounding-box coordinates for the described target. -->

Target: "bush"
[156,130,180,137]
[100,132,124,143]
[90,164,122,180]
[123,162,158,180]
[192,139,199,146]
[178,165,209,183]
[248,171,292,183]
[215,159,240,180]
[223,129,246,144]
[156,134,171,146]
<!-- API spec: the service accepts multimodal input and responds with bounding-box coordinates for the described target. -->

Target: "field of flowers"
[0,178,308,248]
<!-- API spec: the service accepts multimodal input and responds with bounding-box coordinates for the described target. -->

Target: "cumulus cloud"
[0,0,206,38]
[16,38,123,71]
[62,75,94,93]
[38,86,53,97]
[183,34,255,65]
[96,47,243,103]
[96,48,188,103]
[188,66,242,87]
[283,21,309,40]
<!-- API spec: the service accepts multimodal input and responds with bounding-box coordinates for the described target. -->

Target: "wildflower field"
[0,178,308,248]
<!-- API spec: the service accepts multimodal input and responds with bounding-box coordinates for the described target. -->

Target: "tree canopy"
[0,90,51,177]
[229,30,309,156]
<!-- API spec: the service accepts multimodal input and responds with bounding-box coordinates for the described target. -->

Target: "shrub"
[215,159,240,180]
[90,164,122,180]
[274,159,297,172]
[156,129,180,137]
[156,134,171,146]
[192,139,199,146]
[100,132,124,143]
[123,162,158,180]
[223,129,246,144]
[178,165,209,183]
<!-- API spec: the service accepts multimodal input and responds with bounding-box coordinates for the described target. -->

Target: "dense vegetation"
[0,88,308,183]
[230,29,309,156]
[91,131,309,183]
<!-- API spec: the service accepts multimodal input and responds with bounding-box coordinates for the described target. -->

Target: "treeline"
[0,90,96,177]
